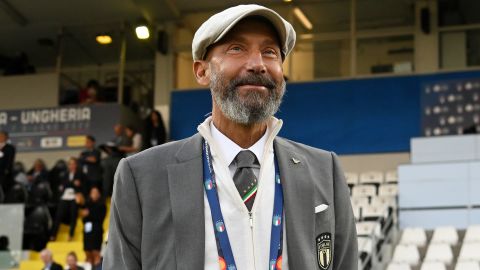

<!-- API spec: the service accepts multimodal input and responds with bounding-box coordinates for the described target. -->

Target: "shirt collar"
[210,122,267,166]
[198,116,283,166]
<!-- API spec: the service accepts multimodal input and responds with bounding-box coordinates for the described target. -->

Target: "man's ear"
[193,60,210,86]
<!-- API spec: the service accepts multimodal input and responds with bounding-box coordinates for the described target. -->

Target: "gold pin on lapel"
[292,157,301,164]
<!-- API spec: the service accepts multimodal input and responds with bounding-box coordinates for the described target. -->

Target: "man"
[79,135,102,192]
[65,251,85,270]
[101,124,128,197]
[39,249,63,270]
[0,130,15,194]
[104,4,357,270]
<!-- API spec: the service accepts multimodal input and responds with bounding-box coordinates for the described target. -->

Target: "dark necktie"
[233,150,260,211]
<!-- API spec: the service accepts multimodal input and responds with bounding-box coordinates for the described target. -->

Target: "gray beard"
[210,71,286,125]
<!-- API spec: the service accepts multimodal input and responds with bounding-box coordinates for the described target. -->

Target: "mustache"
[231,74,277,90]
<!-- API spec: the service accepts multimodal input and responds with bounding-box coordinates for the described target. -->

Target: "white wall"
[441,32,467,69]
[0,73,59,109]
[357,38,413,75]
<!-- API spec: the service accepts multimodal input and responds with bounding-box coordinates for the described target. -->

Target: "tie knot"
[235,150,259,169]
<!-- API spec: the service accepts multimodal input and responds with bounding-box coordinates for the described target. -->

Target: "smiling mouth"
[237,84,269,91]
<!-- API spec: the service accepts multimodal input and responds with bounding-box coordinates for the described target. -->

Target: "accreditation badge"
[316,233,332,270]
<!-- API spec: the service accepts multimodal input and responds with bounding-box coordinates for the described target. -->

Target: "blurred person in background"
[79,79,100,104]
[118,126,142,157]
[40,249,63,270]
[65,251,85,270]
[23,202,52,251]
[101,124,127,197]
[0,130,16,195]
[143,110,167,149]
[79,135,102,194]
[13,161,28,186]
[26,159,52,207]
[48,160,68,210]
[79,186,106,268]
[50,157,85,241]
[0,235,9,251]
[26,159,49,189]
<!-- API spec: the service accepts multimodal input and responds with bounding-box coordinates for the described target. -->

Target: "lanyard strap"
[202,140,284,270]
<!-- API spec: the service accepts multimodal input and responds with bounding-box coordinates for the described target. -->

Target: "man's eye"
[228,46,242,52]
[264,49,279,57]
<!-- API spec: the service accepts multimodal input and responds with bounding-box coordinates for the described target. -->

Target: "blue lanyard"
[202,140,284,270]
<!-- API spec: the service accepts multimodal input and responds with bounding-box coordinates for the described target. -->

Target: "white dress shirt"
[198,116,289,270]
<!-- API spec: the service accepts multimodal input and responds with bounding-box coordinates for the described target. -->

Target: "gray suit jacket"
[103,133,358,270]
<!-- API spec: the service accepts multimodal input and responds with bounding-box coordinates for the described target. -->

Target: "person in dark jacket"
[50,157,85,241]
[79,135,102,193]
[65,251,85,270]
[26,159,52,207]
[143,110,167,150]
[80,186,106,268]
[40,249,63,270]
[0,131,16,194]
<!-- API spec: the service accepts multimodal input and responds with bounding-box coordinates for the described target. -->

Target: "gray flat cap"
[192,4,296,61]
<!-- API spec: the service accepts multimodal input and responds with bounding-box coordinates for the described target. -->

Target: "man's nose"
[245,51,267,74]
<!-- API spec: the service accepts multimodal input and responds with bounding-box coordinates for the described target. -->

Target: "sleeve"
[331,152,358,270]
[6,145,15,174]
[102,158,142,270]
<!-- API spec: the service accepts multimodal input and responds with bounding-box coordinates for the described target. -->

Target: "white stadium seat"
[458,243,480,262]
[359,171,384,184]
[356,221,382,238]
[345,172,359,185]
[455,261,480,270]
[385,170,398,183]
[378,183,398,197]
[420,262,447,270]
[424,243,453,265]
[352,184,377,197]
[362,204,389,221]
[392,244,420,266]
[371,195,397,209]
[350,196,370,208]
[400,227,427,247]
[386,263,411,270]
[431,226,459,246]
[357,237,374,255]
[464,224,480,243]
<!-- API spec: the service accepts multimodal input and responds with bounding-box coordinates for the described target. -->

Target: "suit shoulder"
[275,137,332,158]
[124,134,201,168]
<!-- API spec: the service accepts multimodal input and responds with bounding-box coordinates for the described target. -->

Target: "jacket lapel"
[167,134,206,269]
[275,138,316,269]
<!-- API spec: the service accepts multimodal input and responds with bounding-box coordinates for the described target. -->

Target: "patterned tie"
[233,150,260,211]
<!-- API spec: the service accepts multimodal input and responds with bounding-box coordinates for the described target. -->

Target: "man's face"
[66,255,76,267]
[68,159,77,172]
[114,124,123,136]
[0,133,6,143]
[203,17,286,125]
